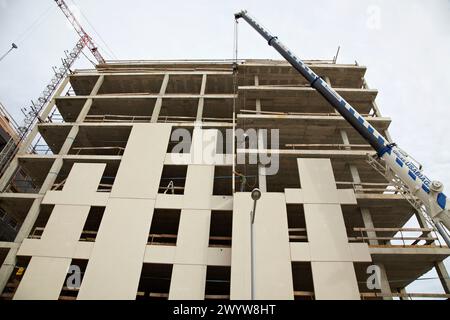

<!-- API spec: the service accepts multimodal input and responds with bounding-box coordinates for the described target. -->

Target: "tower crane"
[54,0,105,64]
[234,10,450,246]
[0,2,106,176]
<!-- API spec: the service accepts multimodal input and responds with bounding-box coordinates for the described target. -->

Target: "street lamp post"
[0,43,18,63]
[250,188,261,300]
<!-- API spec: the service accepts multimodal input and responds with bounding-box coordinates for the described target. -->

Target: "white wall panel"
[169,264,206,300]
[14,257,71,300]
[77,198,155,300]
[311,261,360,300]
[111,123,172,199]
[175,210,211,265]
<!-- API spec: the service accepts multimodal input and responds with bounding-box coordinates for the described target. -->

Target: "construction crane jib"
[54,0,105,64]
[234,10,450,246]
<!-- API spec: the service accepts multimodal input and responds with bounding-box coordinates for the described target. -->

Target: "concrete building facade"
[0,59,449,300]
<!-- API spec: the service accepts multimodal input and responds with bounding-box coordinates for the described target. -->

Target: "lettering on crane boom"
[393,148,431,188]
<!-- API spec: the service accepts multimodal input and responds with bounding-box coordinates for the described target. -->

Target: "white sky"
[1,0,450,296]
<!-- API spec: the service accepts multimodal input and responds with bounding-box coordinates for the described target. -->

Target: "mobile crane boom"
[234,10,450,246]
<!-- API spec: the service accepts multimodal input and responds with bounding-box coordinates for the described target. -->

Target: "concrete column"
[369,81,392,143]
[344,138,392,299]
[196,74,207,121]
[324,76,339,116]
[378,264,392,299]
[343,132,378,245]
[415,211,431,233]
[340,129,351,150]
[398,287,410,300]
[434,261,450,294]
[76,75,104,122]
[350,187,392,298]
[350,171,392,300]
[364,78,383,117]
[415,212,450,293]
[151,74,169,122]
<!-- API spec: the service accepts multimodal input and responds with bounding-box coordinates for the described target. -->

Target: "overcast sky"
[1,0,450,296]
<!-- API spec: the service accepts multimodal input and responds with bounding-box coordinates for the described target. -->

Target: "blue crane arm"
[235,10,450,245]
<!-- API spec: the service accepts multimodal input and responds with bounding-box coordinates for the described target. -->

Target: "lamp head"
[251,188,261,201]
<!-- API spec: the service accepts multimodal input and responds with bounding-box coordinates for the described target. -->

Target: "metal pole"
[250,199,257,300]
[250,209,255,300]
[249,188,261,300]
[251,199,257,224]
[0,43,18,62]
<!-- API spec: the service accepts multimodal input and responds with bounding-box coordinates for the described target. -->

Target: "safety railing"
[158,115,233,123]
[159,182,185,194]
[4,167,39,194]
[30,134,52,155]
[31,144,52,155]
[51,177,114,192]
[84,114,151,123]
[147,233,178,246]
[285,143,373,151]
[241,109,374,117]
[47,108,65,123]
[360,292,450,300]
[135,292,230,300]
[335,181,399,195]
[293,291,315,300]
[28,227,232,248]
[28,227,44,239]
[349,227,443,247]
[288,228,307,242]
[64,86,77,96]
[293,291,450,300]
[83,114,234,124]
[70,146,125,155]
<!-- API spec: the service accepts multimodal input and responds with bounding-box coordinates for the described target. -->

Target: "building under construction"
[0,102,21,242]
[0,59,449,300]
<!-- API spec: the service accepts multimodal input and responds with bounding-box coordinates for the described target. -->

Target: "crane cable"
[80,49,97,67]
[1,4,54,63]
[13,4,55,46]
[232,19,239,191]
[69,0,118,60]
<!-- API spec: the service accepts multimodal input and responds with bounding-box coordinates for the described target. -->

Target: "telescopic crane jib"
[234,10,450,246]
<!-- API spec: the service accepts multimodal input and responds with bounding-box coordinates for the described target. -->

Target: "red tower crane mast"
[54,0,106,64]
